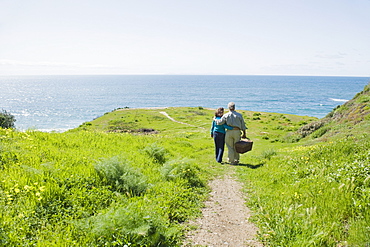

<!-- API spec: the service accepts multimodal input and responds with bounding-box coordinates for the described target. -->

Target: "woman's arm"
[210,121,215,137]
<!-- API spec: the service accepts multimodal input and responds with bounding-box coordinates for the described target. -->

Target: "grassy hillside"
[239,83,370,246]
[297,83,370,142]
[0,106,315,246]
[0,118,211,246]
[0,83,368,246]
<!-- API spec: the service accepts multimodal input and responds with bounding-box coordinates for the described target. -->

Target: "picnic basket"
[235,139,253,154]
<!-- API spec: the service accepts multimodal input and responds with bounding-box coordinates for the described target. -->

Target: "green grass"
[239,134,370,246]
[0,103,369,246]
[0,125,210,246]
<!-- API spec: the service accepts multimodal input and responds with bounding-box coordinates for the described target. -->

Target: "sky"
[1,0,370,76]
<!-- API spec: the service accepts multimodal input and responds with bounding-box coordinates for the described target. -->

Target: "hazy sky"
[1,0,369,76]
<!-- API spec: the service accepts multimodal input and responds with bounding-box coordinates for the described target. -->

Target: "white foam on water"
[329,98,349,102]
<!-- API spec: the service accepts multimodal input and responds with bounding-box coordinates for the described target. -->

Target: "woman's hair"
[215,107,224,117]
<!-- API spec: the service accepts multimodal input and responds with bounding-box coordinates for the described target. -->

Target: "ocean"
[1,75,368,132]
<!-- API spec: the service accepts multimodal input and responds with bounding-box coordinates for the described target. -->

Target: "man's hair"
[228,102,235,110]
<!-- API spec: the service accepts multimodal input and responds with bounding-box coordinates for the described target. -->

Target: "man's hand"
[241,130,247,139]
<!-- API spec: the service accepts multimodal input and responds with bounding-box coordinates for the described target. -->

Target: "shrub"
[84,199,181,247]
[311,126,330,138]
[356,95,370,103]
[161,159,204,188]
[282,133,302,143]
[297,120,308,126]
[94,157,148,196]
[107,119,137,132]
[297,119,327,137]
[154,181,205,223]
[260,149,277,160]
[143,143,167,164]
[0,109,16,129]
[273,125,285,130]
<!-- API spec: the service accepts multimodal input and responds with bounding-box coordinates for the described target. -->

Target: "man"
[214,102,247,165]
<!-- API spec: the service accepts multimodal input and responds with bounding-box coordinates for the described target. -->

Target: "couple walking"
[210,102,247,165]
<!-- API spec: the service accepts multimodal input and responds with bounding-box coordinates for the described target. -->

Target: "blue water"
[0,75,368,132]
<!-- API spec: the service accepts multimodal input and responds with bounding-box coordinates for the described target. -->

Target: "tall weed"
[161,158,204,188]
[94,157,148,196]
[82,198,181,247]
[143,143,168,164]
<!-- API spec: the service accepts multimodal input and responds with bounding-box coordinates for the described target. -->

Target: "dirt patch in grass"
[108,128,158,134]
[183,168,263,247]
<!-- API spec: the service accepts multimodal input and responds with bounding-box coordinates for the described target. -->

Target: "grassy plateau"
[0,83,369,246]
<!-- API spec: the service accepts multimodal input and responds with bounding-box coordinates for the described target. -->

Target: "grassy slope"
[238,83,370,246]
[0,106,315,246]
[0,83,368,246]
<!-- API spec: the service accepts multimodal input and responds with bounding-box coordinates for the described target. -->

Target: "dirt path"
[159,111,262,246]
[159,111,195,127]
[159,111,205,129]
[183,169,263,247]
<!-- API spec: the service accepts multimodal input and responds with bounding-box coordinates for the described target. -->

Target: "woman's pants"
[213,131,225,163]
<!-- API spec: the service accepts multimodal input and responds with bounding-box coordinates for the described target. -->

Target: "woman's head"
[215,107,224,117]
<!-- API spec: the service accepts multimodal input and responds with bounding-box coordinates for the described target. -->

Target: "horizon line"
[1,73,369,78]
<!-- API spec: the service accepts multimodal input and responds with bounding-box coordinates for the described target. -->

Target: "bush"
[94,157,148,196]
[0,109,16,129]
[311,126,330,138]
[297,119,327,138]
[143,143,167,164]
[161,159,204,188]
[260,149,277,160]
[281,133,302,143]
[84,199,181,247]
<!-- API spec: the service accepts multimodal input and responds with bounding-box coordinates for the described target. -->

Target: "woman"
[210,107,236,163]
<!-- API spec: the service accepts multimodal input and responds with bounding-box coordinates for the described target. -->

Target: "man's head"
[228,102,235,111]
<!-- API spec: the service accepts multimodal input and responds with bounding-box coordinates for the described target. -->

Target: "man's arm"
[214,116,226,125]
[224,124,234,130]
[239,114,247,138]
